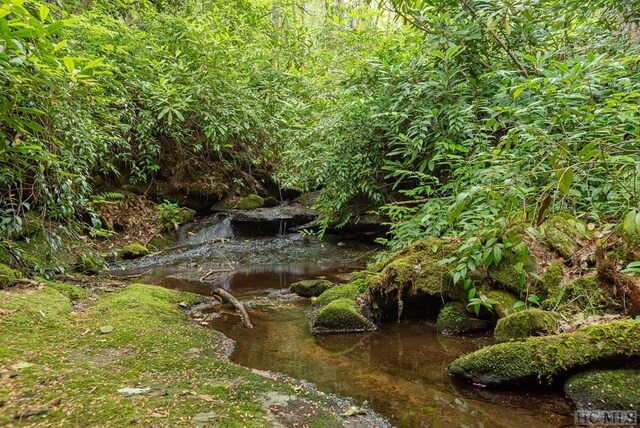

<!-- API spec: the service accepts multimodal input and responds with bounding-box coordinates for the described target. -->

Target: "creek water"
[112,213,574,427]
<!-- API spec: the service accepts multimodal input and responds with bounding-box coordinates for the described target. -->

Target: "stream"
[112,212,574,427]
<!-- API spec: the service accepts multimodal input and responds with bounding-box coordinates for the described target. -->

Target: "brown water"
[113,222,574,427]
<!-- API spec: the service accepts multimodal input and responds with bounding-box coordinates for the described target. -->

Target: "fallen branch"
[200,268,234,281]
[211,287,253,329]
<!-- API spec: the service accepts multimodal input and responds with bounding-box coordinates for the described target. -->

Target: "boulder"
[119,242,149,259]
[315,283,360,307]
[449,319,640,386]
[540,260,564,296]
[493,309,558,342]
[437,302,492,335]
[290,279,334,298]
[312,298,376,334]
[487,250,537,295]
[486,290,522,318]
[236,194,264,210]
[542,213,588,258]
[565,368,640,410]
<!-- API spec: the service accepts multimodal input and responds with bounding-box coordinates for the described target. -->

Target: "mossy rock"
[449,319,640,386]
[119,242,149,259]
[0,263,23,288]
[540,260,564,296]
[487,250,537,295]
[543,213,588,258]
[486,290,522,318]
[74,253,107,274]
[544,273,621,316]
[315,283,360,307]
[565,368,640,410]
[160,205,196,231]
[437,302,491,335]
[263,196,279,208]
[312,298,376,334]
[493,309,558,342]
[367,237,462,316]
[290,279,335,298]
[236,194,264,210]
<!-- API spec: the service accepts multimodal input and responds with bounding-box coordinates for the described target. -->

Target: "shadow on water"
[111,213,574,427]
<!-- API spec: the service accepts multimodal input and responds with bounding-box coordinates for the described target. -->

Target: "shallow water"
[113,216,573,427]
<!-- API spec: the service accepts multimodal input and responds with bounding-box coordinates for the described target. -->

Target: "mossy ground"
[544,274,622,316]
[0,283,344,427]
[0,263,23,288]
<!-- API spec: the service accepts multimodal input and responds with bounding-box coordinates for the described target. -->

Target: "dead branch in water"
[211,287,253,328]
[596,247,640,315]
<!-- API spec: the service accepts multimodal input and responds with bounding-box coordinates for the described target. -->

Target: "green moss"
[313,298,376,334]
[486,290,522,318]
[46,281,89,302]
[119,242,149,259]
[544,273,621,315]
[237,194,264,210]
[367,237,459,317]
[543,213,588,258]
[437,302,474,335]
[449,319,640,386]
[75,253,107,274]
[309,415,342,428]
[487,250,536,295]
[315,283,360,307]
[541,260,564,296]
[1,283,352,426]
[159,202,197,231]
[263,196,279,208]
[565,368,640,410]
[290,279,334,298]
[493,309,558,342]
[0,263,23,288]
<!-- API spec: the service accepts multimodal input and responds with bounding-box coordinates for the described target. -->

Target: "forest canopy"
[1,0,639,272]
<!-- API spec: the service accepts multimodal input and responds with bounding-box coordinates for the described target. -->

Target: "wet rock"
[486,290,522,318]
[312,298,376,334]
[119,242,149,259]
[0,263,23,288]
[542,213,588,258]
[437,302,492,335]
[565,368,640,410]
[493,309,558,342]
[236,194,264,210]
[290,279,335,298]
[449,319,640,386]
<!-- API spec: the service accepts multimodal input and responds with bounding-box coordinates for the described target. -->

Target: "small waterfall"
[178,214,234,246]
[278,220,287,236]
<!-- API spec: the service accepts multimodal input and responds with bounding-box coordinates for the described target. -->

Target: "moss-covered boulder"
[119,242,149,259]
[449,319,640,386]
[367,237,462,317]
[493,309,558,342]
[486,290,522,318]
[540,260,564,296]
[0,263,23,288]
[290,279,335,298]
[159,203,196,231]
[315,283,360,307]
[565,368,640,410]
[263,196,279,208]
[543,213,588,258]
[437,302,491,335]
[312,298,376,334]
[487,250,537,295]
[544,273,621,315]
[236,194,264,210]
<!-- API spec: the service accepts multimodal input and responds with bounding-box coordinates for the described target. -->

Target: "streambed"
[111,214,574,427]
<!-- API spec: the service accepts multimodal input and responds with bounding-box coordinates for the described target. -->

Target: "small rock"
[342,406,367,417]
[12,362,34,370]
[150,410,168,418]
[118,387,150,396]
[178,301,189,308]
[100,325,114,334]
[191,411,218,427]
[186,348,203,355]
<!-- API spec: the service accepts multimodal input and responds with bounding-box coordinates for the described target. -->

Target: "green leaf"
[63,57,74,75]
[558,168,574,195]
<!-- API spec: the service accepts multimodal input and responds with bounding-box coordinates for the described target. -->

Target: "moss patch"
[565,368,640,410]
[544,273,621,316]
[543,213,588,258]
[313,298,376,334]
[436,302,486,335]
[0,263,23,288]
[487,250,536,295]
[540,260,564,296]
[315,283,360,307]
[237,194,264,210]
[0,283,364,426]
[290,279,334,298]
[74,253,107,274]
[493,309,558,342]
[119,242,149,259]
[486,290,522,318]
[449,319,640,386]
